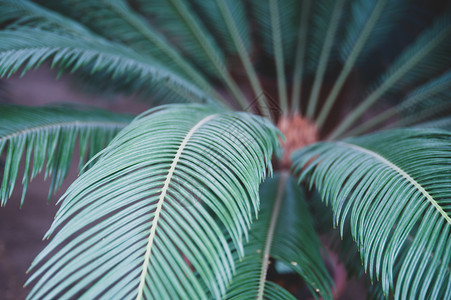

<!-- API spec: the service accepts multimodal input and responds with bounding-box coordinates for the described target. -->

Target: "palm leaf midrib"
[136,114,217,299]
[338,141,451,224]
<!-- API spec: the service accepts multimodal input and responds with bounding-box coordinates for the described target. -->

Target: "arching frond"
[315,0,404,128]
[135,0,248,108]
[225,173,333,300]
[0,28,222,106]
[0,104,132,206]
[292,129,451,299]
[190,0,251,57]
[330,12,451,138]
[32,0,217,97]
[339,0,406,64]
[0,0,93,36]
[250,0,300,67]
[305,0,346,118]
[26,104,280,299]
[346,70,451,136]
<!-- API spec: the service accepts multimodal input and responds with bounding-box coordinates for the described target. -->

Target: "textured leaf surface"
[0,104,132,206]
[0,28,219,105]
[225,173,333,300]
[26,104,280,299]
[292,129,451,298]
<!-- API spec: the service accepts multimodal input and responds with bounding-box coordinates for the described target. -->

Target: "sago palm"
[0,0,450,299]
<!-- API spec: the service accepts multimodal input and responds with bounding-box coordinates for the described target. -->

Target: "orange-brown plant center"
[277,113,319,169]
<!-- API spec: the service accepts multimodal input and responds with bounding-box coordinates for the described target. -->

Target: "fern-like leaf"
[292,129,451,298]
[0,28,221,105]
[26,104,280,299]
[0,104,132,206]
[225,173,333,299]
[190,0,251,57]
[346,70,451,136]
[330,12,451,138]
[33,0,218,96]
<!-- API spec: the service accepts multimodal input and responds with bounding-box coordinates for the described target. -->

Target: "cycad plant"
[1,0,450,299]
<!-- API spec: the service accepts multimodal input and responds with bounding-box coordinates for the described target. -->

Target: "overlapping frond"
[135,0,224,78]
[250,0,301,66]
[346,70,451,136]
[0,104,132,206]
[190,0,251,57]
[339,0,405,63]
[292,129,451,298]
[0,28,222,106]
[330,12,451,138]
[225,173,332,299]
[34,0,217,95]
[0,0,93,36]
[26,104,280,299]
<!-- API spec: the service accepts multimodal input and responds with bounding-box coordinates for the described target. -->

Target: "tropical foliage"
[0,0,450,299]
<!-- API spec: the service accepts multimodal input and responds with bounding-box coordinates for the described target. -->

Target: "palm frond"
[225,173,332,299]
[32,0,219,98]
[339,0,405,64]
[330,12,451,138]
[250,0,301,68]
[292,128,451,298]
[290,0,311,114]
[346,70,451,136]
[190,0,251,57]
[305,0,346,118]
[135,0,248,108]
[0,0,93,37]
[0,104,132,206]
[207,0,270,117]
[316,0,399,128]
[0,28,223,106]
[25,104,280,299]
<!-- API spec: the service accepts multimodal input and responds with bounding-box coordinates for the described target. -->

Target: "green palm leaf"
[330,12,451,138]
[0,0,92,36]
[190,0,251,57]
[225,173,333,299]
[292,128,451,298]
[135,0,248,108]
[347,70,451,136]
[0,27,222,106]
[25,104,280,299]
[0,104,132,206]
[250,0,300,68]
[32,0,218,97]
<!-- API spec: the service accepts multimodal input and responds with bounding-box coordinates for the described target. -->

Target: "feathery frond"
[0,0,93,36]
[26,104,280,299]
[290,0,311,114]
[190,0,251,57]
[135,0,248,108]
[250,0,301,68]
[330,12,451,138]
[339,0,405,64]
[0,28,222,106]
[292,129,451,298]
[305,0,346,118]
[0,104,132,206]
[32,0,218,98]
[346,70,451,136]
[225,173,332,300]
[316,0,395,128]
